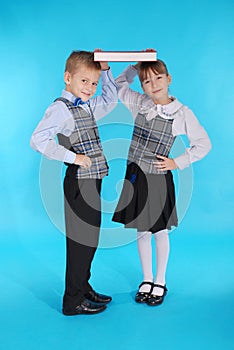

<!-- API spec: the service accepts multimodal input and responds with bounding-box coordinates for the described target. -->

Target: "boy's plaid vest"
[56,97,108,179]
[128,112,176,174]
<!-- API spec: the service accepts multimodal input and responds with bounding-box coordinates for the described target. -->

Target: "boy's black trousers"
[62,166,102,311]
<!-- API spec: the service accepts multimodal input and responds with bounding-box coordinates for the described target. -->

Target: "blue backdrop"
[0,0,233,349]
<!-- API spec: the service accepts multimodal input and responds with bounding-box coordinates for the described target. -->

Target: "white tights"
[137,229,170,296]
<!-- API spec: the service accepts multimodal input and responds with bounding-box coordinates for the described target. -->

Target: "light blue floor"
[1,224,233,350]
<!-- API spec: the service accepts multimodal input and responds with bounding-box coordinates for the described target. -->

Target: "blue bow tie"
[74,97,86,106]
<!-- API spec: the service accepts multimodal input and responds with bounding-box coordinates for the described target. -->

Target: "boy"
[30,50,118,315]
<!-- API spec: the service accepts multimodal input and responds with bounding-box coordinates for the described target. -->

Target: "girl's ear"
[168,74,172,85]
[64,71,71,85]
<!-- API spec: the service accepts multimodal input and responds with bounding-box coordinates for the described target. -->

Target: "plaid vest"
[128,112,176,174]
[56,97,108,179]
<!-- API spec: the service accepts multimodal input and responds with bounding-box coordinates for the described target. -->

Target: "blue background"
[0,0,233,349]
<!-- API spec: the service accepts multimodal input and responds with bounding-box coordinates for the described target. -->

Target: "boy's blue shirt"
[30,69,118,164]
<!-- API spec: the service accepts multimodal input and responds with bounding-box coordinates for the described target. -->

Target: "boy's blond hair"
[65,51,101,75]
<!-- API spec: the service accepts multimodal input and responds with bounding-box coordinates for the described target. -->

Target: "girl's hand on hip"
[153,155,177,171]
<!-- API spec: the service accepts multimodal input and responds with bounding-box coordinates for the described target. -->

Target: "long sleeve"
[115,65,148,118]
[116,66,211,170]
[90,68,118,120]
[173,107,212,169]
[30,102,76,163]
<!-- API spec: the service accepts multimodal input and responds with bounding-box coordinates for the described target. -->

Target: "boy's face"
[64,65,101,101]
[141,69,171,105]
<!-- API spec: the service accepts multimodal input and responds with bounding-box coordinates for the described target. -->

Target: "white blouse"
[116,65,212,170]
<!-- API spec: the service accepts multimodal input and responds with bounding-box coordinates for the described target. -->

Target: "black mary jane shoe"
[135,281,154,303]
[147,284,168,306]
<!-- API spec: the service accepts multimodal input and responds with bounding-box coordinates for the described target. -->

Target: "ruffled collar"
[139,95,183,120]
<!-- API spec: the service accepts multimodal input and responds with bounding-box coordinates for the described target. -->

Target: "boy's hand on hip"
[74,154,92,169]
[153,155,177,171]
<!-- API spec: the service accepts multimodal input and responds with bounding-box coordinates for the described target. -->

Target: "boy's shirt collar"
[61,90,89,105]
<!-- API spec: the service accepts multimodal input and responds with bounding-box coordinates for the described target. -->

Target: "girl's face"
[141,69,172,105]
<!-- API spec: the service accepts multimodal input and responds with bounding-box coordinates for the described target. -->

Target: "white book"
[94,51,157,62]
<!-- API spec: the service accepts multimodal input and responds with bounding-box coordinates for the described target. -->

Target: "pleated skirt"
[112,162,178,233]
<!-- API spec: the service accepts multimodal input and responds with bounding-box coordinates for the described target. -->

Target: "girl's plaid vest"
[128,112,176,174]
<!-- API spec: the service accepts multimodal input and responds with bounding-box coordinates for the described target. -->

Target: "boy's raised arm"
[90,49,118,120]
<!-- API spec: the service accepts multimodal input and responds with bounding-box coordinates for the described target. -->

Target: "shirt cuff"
[64,150,76,164]
[174,154,190,170]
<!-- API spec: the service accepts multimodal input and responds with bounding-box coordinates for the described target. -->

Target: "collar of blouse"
[139,96,184,121]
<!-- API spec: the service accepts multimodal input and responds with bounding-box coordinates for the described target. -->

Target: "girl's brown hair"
[65,51,101,75]
[138,59,169,83]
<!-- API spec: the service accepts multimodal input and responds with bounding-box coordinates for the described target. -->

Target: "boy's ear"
[64,71,71,85]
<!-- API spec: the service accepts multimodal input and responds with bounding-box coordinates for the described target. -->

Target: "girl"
[112,51,211,306]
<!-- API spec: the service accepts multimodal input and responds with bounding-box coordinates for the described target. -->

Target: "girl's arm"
[115,65,144,118]
[154,108,211,172]
[173,108,212,169]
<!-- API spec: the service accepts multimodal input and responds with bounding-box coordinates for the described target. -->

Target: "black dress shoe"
[147,284,168,306]
[135,281,154,303]
[63,299,106,316]
[85,290,112,304]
